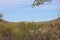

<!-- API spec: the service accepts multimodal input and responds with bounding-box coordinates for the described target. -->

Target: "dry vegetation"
[0,18,60,40]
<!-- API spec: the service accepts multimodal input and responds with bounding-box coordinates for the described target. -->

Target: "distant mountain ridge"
[0,17,60,23]
[0,19,8,23]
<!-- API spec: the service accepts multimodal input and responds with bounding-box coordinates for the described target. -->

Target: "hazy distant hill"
[0,18,60,40]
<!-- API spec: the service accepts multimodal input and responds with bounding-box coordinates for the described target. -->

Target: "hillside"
[0,18,60,40]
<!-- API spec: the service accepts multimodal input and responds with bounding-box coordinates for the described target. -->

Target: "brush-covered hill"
[0,18,60,40]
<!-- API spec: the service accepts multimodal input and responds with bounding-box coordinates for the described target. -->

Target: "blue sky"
[0,0,60,22]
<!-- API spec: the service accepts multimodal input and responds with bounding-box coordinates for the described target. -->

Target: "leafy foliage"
[32,0,52,7]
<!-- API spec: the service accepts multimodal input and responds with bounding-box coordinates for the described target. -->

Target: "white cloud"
[0,0,34,8]
[0,0,59,11]
[0,0,33,5]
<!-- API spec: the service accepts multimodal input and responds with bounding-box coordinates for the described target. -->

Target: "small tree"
[0,13,3,19]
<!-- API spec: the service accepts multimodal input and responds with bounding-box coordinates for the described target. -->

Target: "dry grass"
[0,18,60,40]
